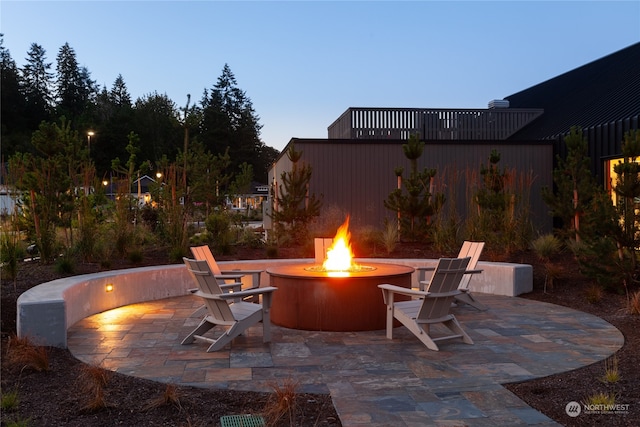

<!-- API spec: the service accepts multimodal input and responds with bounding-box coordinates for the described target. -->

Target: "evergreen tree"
[21,42,53,128]
[55,42,90,121]
[384,134,443,241]
[0,35,29,154]
[91,75,135,175]
[132,91,182,163]
[270,144,321,243]
[542,126,597,241]
[200,64,267,181]
[109,74,132,108]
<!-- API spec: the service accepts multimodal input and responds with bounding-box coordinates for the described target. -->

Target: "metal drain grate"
[219,414,265,427]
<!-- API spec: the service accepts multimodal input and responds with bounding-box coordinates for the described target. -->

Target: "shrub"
[5,336,49,372]
[379,220,398,255]
[601,356,620,384]
[1,389,19,412]
[142,384,182,411]
[0,233,21,282]
[77,364,112,412]
[629,290,640,315]
[585,284,604,304]
[531,234,562,261]
[54,255,75,274]
[583,392,616,406]
[127,249,144,264]
[205,212,234,254]
[263,378,298,426]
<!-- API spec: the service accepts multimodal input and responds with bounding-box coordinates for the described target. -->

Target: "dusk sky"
[2,1,639,151]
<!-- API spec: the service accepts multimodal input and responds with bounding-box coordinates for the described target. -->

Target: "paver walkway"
[67,294,623,426]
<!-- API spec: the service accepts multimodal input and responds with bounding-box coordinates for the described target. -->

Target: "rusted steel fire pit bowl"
[267,262,414,331]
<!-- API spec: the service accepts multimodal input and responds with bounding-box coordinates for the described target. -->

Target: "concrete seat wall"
[17,258,532,348]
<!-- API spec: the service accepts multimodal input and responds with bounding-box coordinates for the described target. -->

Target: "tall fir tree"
[200,64,267,181]
[1,35,29,154]
[21,43,53,129]
[55,43,85,120]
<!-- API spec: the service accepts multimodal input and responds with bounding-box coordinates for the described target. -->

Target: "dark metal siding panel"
[302,142,410,228]
[270,141,553,234]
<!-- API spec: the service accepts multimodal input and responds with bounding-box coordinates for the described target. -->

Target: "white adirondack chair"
[379,257,474,351]
[190,245,263,304]
[418,241,487,311]
[181,257,277,352]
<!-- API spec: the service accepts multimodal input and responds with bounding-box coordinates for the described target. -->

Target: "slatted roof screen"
[327,107,543,141]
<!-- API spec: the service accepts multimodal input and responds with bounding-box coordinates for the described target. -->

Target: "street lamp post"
[87,131,95,156]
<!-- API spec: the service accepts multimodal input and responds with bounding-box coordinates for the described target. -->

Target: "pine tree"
[270,144,321,243]
[21,43,53,128]
[200,64,268,181]
[1,35,29,153]
[542,126,597,241]
[384,134,443,241]
[55,42,87,120]
[132,92,182,163]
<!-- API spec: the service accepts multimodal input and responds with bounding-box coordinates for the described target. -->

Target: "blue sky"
[2,1,639,151]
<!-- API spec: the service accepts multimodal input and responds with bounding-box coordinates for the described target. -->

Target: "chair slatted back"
[190,245,224,275]
[457,241,484,290]
[314,238,333,265]
[418,257,470,320]
[183,257,235,322]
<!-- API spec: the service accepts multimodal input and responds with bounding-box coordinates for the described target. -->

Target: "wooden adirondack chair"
[379,257,474,351]
[190,245,263,303]
[418,241,487,311]
[181,257,277,352]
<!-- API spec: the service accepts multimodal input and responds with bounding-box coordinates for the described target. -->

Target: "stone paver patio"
[67,293,623,426]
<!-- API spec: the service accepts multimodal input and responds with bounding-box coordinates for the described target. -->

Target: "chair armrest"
[378,283,430,298]
[217,286,277,300]
[220,269,264,275]
[215,274,245,281]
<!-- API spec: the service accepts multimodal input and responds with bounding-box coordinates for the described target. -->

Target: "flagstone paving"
[67,294,623,426]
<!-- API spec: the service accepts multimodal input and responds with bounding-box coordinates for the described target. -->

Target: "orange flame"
[322,216,356,272]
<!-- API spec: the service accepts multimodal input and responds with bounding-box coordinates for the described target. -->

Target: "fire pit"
[267,262,413,331]
[267,217,413,331]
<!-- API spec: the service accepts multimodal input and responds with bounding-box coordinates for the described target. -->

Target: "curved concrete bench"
[17,258,532,348]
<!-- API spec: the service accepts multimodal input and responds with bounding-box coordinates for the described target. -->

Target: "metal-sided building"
[266,42,639,234]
